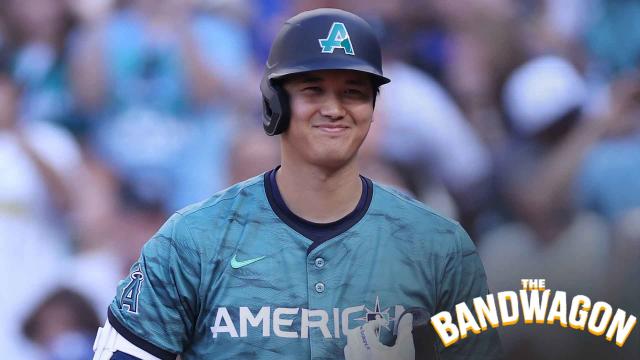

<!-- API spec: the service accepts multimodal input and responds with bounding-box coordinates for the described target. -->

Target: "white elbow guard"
[92,319,161,360]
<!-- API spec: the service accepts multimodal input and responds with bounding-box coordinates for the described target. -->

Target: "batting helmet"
[260,8,391,136]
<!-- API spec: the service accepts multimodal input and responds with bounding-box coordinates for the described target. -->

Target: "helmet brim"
[267,57,390,86]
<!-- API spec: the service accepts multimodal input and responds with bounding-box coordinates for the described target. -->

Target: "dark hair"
[2,0,76,56]
[22,287,101,342]
[533,107,582,145]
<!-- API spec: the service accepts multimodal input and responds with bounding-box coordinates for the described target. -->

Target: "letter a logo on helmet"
[319,22,354,55]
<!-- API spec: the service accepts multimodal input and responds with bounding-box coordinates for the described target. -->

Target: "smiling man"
[93,8,502,360]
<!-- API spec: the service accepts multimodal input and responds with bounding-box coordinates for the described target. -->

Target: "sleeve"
[107,212,201,359]
[435,225,504,360]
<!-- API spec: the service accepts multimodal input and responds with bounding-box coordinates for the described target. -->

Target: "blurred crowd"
[0,0,638,359]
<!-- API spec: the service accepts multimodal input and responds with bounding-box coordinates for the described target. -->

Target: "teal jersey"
[108,171,502,359]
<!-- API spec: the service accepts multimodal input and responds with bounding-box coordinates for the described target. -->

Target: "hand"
[344,314,415,360]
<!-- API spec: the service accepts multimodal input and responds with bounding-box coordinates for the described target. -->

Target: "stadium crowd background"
[0,0,638,359]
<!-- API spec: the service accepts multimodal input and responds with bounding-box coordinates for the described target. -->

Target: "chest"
[187,219,438,358]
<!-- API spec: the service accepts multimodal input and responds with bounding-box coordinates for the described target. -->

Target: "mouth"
[313,124,350,133]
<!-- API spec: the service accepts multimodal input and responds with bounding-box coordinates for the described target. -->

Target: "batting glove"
[344,314,415,360]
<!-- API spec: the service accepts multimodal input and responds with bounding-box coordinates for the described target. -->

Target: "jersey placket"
[307,247,332,359]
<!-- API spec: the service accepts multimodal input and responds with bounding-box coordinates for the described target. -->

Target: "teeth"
[317,126,346,132]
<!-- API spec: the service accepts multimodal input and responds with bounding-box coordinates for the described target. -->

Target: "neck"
[276,157,362,223]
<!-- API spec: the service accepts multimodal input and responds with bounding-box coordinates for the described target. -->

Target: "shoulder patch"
[121,265,144,314]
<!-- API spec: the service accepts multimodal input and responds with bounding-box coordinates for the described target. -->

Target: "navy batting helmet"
[260,8,391,136]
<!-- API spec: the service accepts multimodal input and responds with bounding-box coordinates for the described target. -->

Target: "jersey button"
[314,257,325,268]
[314,282,325,293]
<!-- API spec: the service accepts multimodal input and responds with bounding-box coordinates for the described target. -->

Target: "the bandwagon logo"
[431,279,637,348]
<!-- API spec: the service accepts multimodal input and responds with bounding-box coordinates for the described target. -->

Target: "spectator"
[4,0,77,129]
[69,0,254,212]
[64,152,131,314]
[479,55,616,359]
[499,55,603,240]
[22,288,100,360]
[0,55,82,359]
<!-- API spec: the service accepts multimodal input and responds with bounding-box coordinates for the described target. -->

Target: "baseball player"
[93,8,502,359]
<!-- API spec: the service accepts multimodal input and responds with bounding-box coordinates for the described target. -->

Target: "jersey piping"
[264,166,373,254]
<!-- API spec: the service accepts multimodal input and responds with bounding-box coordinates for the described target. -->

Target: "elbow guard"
[92,320,161,360]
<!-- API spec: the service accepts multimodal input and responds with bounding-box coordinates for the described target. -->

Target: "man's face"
[281,69,375,169]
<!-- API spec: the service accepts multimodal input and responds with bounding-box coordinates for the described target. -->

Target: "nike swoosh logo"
[230,255,266,269]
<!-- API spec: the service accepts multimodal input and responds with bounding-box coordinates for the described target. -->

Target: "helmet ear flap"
[261,77,290,136]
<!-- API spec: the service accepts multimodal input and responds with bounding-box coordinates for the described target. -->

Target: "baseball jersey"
[108,168,502,359]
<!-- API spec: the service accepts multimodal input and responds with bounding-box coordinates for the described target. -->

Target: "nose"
[319,93,346,120]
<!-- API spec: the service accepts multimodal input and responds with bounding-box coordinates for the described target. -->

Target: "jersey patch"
[121,265,144,314]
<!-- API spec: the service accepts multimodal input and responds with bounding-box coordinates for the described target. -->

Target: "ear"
[260,78,291,136]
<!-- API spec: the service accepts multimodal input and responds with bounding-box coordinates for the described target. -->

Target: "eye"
[301,86,322,94]
[345,88,370,99]
[346,89,364,95]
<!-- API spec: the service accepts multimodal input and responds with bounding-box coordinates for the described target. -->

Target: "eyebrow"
[345,79,368,86]
[300,76,323,84]
[297,77,368,85]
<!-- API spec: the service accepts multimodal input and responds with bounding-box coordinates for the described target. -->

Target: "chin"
[308,149,357,169]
